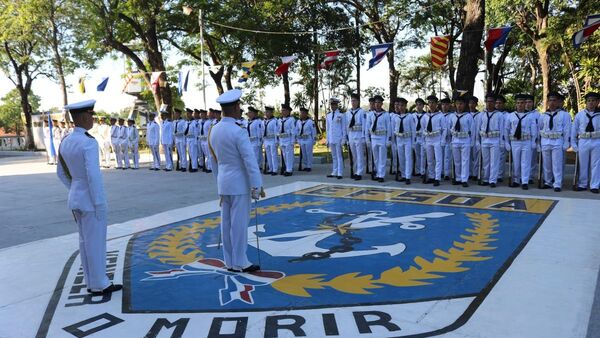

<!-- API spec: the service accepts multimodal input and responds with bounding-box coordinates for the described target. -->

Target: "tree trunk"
[18,88,34,150]
[387,48,399,105]
[49,2,68,107]
[209,66,225,95]
[455,0,485,93]
[529,58,537,96]
[535,41,550,110]
[282,72,291,107]
[447,37,457,91]
[224,65,233,90]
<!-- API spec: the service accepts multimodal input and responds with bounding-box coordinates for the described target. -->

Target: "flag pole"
[198,9,207,109]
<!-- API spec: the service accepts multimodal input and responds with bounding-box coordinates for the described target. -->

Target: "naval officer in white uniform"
[208,89,264,272]
[56,99,122,295]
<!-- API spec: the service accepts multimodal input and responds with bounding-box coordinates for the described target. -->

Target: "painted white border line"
[1,181,599,338]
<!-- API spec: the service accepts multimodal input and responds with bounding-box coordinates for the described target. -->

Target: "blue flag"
[47,114,56,158]
[178,70,189,95]
[367,43,393,70]
[96,77,109,91]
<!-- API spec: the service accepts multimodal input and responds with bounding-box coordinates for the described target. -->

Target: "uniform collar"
[221,116,235,123]
[74,127,87,133]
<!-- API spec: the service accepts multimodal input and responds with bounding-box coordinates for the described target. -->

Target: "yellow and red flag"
[430,36,450,69]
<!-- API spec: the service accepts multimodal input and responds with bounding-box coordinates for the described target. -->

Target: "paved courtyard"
[1,151,599,338]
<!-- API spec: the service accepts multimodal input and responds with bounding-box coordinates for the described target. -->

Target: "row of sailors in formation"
[44,117,141,169]
[324,91,599,193]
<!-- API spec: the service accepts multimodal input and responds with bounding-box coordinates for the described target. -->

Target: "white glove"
[505,143,511,152]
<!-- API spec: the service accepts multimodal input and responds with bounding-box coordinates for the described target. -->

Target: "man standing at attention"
[208,89,264,272]
[56,99,122,295]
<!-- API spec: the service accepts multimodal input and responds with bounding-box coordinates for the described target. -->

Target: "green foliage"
[0,89,41,134]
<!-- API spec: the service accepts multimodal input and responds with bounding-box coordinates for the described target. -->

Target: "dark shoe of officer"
[528,179,534,185]
[497,178,504,183]
[510,182,519,188]
[462,182,469,188]
[354,175,362,181]
[592,189,599,194]
[426,179,434,184]
[576,186,586,191]
[180,168,187,172]
[304,168,311,172]
[522,184,529,190]
[399,177,406,182]
[205,169,212,173]
[405,179,411,185]
[490,183,497,188]
[444,176,450,181]
[554,187,561,192]
[271,172,278,176]
[433,180,440,186]
[480,181,489,186]
[452,179,459,185]
[327,174,335,178]
[242,264,261,273]
[87,283,123,296]
[377,177,384,183]
[190,169,198,173]
[337,176,343,179]
[542,184,552,189]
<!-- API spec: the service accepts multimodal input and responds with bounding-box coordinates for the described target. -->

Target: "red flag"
[275,56,298,76]
[318,50,341,70]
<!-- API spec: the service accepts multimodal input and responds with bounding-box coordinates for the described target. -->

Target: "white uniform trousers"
[186,138,198,170]
[541,144,564,188]
[366,142,374,173]
[530,148,538,183]
[329,143,344,176]
[395,140,413,179]
[390,142,398,174]
[414,141,425,175]
[577,139,600,189]
[175,138,187,169]
[111,138,121,168]
[443,143,452,178]
[349,140,365,175]
[53,139,61,161]
[510,141,532,184]
[481,139,500,184]
[498,147,507,179]
[264,141,278,173]
[370,140,387,178]
[101,141,111,167]
[220,194,252,270]
[451,142,471,182]
[129,142,139,169]
[280,138,294,173]
[251,142,263,169]
[161,143,173,170]
[73,209,110,291]
[44,139,55,164]
[299,141,314,169]
[425,136,443,180]
[121,141,130,168]
[471,145,481,179]
[197,139,205,168]
[201,142,212,170]
[149,144,161,169]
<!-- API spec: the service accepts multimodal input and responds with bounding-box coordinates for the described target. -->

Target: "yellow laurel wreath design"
[271,212,499,297]
[147,200,329,265]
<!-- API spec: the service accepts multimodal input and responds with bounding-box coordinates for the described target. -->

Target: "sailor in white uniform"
[97,117,111,168]
[346,93,367,180]
[326,98,346,179]
[495,95,509,181]
[117,118,130,169]
[208,89,264,272]
[196,109,209,171]
[391,97,416,183]
[43,118,56,164]
[201,109,216,173]
[246,106,264,169]
[366,95,392,182]
[146,112,161,170]
[505,94,538,190]
[413,98,427,177]
[478,93,504,187]
[572,92,600,193]
[56,99,122,295]
[109,117,120,168]
[539,92,571,191]
[296,107,316,172]
[469,96,483,181]
[127,118,139,169]
[263,106,280,175]
[184,108,199,172]
[173,108,187,171]
[440,97,453,180]
[422,95,447,186]
[448,95,475,187]
[160,110,174,171]
[278,104,296,176]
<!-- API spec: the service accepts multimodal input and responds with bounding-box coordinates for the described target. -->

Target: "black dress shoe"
[433,180,440,186]
[554,187,561,192]
[497,178,504,183]
[592,189,599,194]
[528,179,534,185]
[510,182,519,188]
[452,180,459,185]
[522,184,529,190]
[242,264,261,273]
[190,169,198,173]
[206,170,212,173]
[327,174,335,178]
[462,182,469,188]
[377,177,384,182]
[181,168,187,172]
[426,179,434,184]
[481,182,490,186]
[304,168,311,172]
[490,183,497,188]
[87,283,123,295]
[576,186,586,191]
[399,177,406,182]
[271,172,278,176]
[444,176,450,181]
[405,179,411,185]
[163,169,172,172]
[284,172,293,176]
[227,267,241,272]
[354,175,362,181]
[337,176,343,179]
[149,168,154,171]
[542,184,552,189]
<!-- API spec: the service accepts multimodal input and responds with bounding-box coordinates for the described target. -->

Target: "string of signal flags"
[76,13,597,95]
